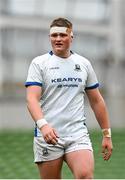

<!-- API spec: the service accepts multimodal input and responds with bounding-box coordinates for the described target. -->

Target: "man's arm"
[26,86,58,144]
[86,88,113,160]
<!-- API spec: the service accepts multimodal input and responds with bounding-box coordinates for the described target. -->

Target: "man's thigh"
[37,157,64,179]
[64,149,94,179]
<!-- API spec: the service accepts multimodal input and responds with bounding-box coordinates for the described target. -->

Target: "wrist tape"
[102,128,111,137]
[36,118,48,129]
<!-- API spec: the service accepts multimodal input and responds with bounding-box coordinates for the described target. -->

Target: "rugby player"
[25,17,113,179]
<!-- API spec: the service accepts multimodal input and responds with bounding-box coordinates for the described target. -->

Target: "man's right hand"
[40,124,59,145]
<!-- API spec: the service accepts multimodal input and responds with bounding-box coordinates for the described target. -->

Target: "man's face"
[49,28,73,57]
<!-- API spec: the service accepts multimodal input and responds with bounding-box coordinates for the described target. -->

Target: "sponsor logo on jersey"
[49,67,60,70]
[51,77,82,83]
[57,84,78,88]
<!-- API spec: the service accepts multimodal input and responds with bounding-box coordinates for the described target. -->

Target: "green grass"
[0,129,125,179]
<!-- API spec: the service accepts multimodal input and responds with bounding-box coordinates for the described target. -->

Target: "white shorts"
[33,133,93,163]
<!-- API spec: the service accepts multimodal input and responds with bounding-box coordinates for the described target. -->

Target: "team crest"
[42,147,49,156]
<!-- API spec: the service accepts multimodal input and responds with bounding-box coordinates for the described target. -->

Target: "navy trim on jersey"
[49,51,53,55]
[34,125,37,137]
[85,83,99,90]
[49,50,74,56]
[25,82,42,87]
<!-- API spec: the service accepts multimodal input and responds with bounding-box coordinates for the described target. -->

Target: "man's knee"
[74,168,94,179]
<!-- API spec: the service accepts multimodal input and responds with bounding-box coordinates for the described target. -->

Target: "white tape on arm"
[36,118,48,129]
[102,128,111,137]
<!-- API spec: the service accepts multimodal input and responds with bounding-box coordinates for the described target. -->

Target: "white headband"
[50,26,73,37]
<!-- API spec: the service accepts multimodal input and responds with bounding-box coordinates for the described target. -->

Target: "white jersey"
[25,51,99,137]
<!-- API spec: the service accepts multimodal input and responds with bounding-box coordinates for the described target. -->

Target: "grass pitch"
[0,129,125,179]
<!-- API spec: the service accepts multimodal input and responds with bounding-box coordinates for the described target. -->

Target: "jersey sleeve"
[25,59,43,87]
[85,61,99,90]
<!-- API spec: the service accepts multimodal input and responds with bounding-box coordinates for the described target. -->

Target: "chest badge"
[74,64,81,71]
